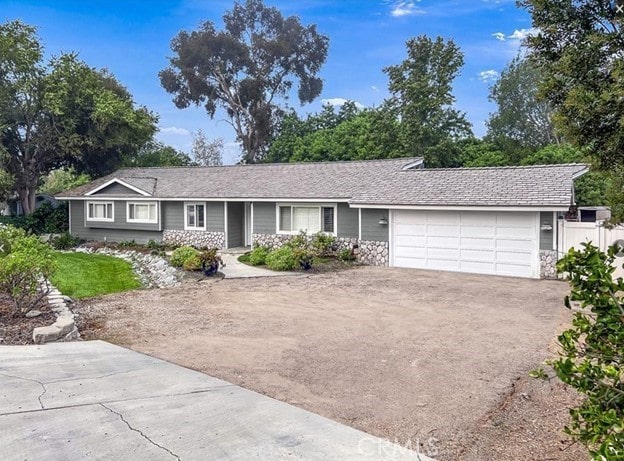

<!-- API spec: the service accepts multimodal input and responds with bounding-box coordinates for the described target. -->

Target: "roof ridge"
[118,156,423,171]
[402,163,588,172]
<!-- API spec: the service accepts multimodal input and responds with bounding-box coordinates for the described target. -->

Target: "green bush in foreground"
[265,246,297,271]
[532,242,623,460]
[0,225,56,316]
[170,246,199,267]
[249,246,270,266]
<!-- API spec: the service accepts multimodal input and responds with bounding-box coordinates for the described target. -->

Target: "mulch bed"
[0,295,55,345]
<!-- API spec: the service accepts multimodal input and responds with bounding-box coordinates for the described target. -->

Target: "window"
[127,202,157,224]
[185,203,206,230]
[87,202,114,222]
[277,204,336,234]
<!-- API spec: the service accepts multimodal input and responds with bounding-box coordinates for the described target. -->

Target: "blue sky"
[2,0,533,164]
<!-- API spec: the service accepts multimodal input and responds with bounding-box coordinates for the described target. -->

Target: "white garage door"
[391,210,539,278]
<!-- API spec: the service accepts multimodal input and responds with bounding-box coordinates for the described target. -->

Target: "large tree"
[487,55,559,161]
[383,35,472,168]
[0,21,157,214]
[519,1,624,169]
[159,0,329,164]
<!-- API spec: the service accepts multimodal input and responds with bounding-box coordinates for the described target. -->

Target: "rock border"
[32,285,80,345]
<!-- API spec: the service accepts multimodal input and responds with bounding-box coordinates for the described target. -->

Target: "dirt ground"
[77,266,588,460]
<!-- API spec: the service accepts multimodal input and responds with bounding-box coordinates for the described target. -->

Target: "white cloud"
[492,28,537,42]
[492,32,506,41]
[371,85,379,92]
[389,1,425,17]
[322,98,365,109]
[507,28,536,41]
[159,126,191,136]
[478,69,500,83]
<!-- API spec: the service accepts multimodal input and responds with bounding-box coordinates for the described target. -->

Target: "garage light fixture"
[540,220,552,231]
[378,216,388,225]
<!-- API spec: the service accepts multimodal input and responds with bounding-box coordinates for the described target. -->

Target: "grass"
[50,252,141,299]
[237,253,251,264]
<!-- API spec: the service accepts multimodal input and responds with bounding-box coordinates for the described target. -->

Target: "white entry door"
[391,210,539,278]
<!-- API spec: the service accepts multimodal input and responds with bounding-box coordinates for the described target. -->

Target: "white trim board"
[351,204,570,212]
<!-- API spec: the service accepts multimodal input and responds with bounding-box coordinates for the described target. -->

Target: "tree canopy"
[0,20,157,214]
[192,129,224,166]
[519,0,624,221]
[486,55,558,161]
[383,35,472,167]
[159,0,329,164]
[122,139,191,168]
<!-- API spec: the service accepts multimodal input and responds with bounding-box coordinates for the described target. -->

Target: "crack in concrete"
[0,385,236,417]
[100,403,181,461]
[0,372,47,409]
[99,403,181,461]
[44,363,162,384]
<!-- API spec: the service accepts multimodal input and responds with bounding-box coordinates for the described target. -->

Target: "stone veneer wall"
[252,233,358,252]
[252,233,388,267]
[539,249,558,279]
[358,240,389,267]
[163,230,225,249]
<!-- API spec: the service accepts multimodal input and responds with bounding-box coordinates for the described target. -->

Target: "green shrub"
[311,232,336,256]
[117,240,137,249]
[265,246,297,271]
[338,247,355,261]
[0,225,56,316]
[532,242,624,458]
[182,254,202,271]
[170,246,199,268]
[249,246,270,266]
[238,253,251,263]
[50,232,80,250]
[0,202,69,235]
[147,239,163,250]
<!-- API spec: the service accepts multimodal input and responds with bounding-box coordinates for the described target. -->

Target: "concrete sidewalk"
[0,341,431,460]
[219,253,300,279]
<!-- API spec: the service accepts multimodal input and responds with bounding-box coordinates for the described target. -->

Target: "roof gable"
[85,178,152,197]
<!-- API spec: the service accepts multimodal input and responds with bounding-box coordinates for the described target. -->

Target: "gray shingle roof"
[58,158,588,208]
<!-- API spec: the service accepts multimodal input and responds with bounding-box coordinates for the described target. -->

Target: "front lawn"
[51,252,141,299]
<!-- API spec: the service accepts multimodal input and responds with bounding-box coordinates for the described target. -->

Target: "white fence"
[557,220,624,278]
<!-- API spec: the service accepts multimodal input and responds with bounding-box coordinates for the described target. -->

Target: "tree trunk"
[18,187,36,215]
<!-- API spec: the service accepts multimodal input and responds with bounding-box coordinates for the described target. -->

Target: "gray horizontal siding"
[206,202,225,232]
[91,182,142,196]
[162,201,225,232]
[83,200,160,231]
[540,211,554,250]
[162,201,184,231]
[337,203,358,238]
[253,202,276,234]
[361,208,389,242]
[70,200,162,243]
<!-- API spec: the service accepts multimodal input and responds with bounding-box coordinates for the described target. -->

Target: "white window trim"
[86,201,114,222]
[126,202,158,224]
[184,202,207,231]
[275,203,337,236]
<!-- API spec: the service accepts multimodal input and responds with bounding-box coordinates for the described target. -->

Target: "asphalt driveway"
[77,266,572,459]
